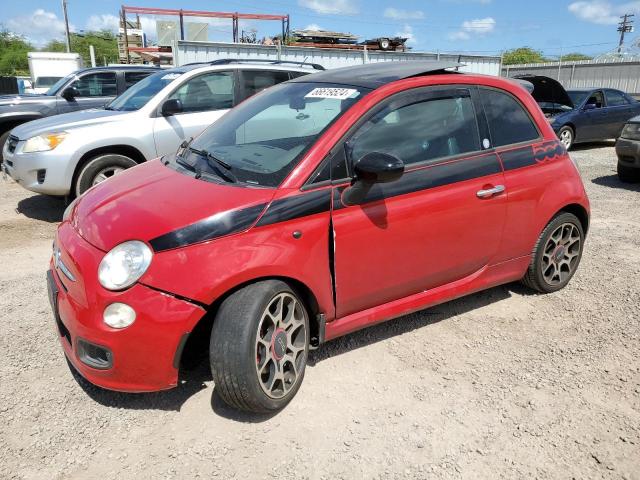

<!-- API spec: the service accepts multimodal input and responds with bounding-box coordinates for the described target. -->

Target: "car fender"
[0,112,44,131]
[141,211,335,320]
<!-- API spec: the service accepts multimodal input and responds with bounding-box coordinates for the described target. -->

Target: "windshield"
[36,76,62,88]
[45,72,77,95]
[107,71,184,111]
[568,91,589,107]
[180,82,370,187]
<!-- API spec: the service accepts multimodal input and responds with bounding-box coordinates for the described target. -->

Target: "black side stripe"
[255,189,331,227]
[500,140,565,171]
[334,152,502,209]
[149,203,266,252]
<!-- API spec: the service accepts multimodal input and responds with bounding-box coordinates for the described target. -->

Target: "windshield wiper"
[187,147,237,183]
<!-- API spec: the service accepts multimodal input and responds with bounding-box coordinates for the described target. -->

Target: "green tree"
[45,31,119,66]
[0,28,32,75]
[559,52,592,62]
[502,47,548,65]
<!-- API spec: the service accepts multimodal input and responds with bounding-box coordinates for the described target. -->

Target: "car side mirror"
[62,86,79,101]
[583,103,597,111]
[161,98,183,116]
[343,152,404,206]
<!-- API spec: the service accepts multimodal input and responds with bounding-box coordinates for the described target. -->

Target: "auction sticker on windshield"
[305,87,359,100]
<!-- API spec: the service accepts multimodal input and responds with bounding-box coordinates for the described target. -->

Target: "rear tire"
[74,154,137,197]
[617,162,640,183]
[558,126,574,150]
[210,280,310,413]
[521,212,584,293]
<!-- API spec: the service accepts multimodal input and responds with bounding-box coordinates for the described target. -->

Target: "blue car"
[516,75,640,150]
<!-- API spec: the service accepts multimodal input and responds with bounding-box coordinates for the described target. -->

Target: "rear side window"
[241,70,291,100]
[349,92,481,167]
[481,88,539,147]
[605,90,630,106]
[124,71,153,89]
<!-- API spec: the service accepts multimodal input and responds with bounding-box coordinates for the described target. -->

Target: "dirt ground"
[0,143,639,480]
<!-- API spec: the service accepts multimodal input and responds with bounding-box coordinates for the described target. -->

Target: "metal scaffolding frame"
[120,5,290,63]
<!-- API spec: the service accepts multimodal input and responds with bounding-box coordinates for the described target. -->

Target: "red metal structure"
[120,5,290,63]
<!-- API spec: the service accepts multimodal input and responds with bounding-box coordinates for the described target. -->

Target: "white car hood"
[11,109,133,140]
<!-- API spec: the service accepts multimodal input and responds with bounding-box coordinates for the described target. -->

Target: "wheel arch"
[558,203,590,235]
[177,275,322,372]
[71,144,148,192]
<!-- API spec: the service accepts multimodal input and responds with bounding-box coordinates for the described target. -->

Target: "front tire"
[74,154,137,197]
[521,212,584,293]
[617,162,640,183]
[210,280,310,413]
[558,126,574,150]
[0,130,13,164]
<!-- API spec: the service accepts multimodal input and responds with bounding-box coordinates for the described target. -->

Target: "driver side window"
[348,92,481,168]
[168,71,234,113]
[587,91,605,108]
[70,72,117,97]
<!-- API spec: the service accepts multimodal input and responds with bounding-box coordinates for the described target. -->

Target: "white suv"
[3,60,321,197]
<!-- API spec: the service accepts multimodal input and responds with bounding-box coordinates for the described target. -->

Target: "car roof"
[167,62,320,75]
[289,61,462,89]
[76,65,159,73]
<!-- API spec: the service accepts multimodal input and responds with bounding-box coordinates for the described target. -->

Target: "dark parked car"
[615,117,640,182]
[516,75,640,149]
[0,65,158,162]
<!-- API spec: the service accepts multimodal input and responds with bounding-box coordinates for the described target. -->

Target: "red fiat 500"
[49,62,590,413]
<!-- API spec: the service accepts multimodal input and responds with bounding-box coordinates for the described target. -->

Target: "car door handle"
[476,185,505,198]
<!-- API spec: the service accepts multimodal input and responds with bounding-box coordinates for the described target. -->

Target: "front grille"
[37,169,46,184]
[77,339,113,370]
[7,135,18,154]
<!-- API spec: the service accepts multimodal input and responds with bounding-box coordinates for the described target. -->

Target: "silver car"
[3,60,319,197]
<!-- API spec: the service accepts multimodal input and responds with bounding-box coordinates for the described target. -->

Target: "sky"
[3,0,640,58]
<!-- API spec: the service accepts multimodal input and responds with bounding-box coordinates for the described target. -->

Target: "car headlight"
[98,241,153,291]
[22,132,68,153]
[621,123,640,140]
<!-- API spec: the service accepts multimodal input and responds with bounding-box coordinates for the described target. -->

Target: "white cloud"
[384,8,425,20]
[448,17,496,40]
[86,13,120,33]
[568,1,640,25]
[395,24,417,44]
[298,0,358,15]
[304,24,324,30]
[85,14,120,33]
[6,9,73,46]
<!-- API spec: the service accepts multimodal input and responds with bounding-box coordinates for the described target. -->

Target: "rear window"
[481,88,540,147]
[605,90,630,107]
[124,71,153,89]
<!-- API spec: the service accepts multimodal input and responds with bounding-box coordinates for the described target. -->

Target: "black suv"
[0,65,158,162]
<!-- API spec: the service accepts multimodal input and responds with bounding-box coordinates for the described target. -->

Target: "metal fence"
[173,40,502,76]
[503,58,640,95]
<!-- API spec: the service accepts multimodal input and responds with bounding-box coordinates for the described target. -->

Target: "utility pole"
[62,0,71,52]
[618,13,635,53]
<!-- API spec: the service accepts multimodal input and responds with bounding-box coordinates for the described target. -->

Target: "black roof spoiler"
[184,58,325,70]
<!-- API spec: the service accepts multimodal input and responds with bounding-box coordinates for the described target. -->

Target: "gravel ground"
[0,143,639,480]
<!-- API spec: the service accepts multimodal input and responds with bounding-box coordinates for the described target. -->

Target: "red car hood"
[72,159,275,252]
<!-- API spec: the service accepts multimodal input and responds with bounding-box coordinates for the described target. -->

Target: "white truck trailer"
[27,52,83,94]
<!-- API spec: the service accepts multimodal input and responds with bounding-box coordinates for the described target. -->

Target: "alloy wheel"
[559,129,573,149]
[541,222,581,286]
[255,293,307,399]
[92,166,125,186]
